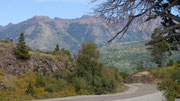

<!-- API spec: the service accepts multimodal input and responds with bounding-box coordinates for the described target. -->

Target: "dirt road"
[34,84,165,101]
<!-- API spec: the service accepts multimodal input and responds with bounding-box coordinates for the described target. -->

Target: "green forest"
[100,41,180,73]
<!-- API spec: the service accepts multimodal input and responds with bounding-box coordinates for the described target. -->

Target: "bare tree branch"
[158,24,180,35]
[145,0,179,22]
[146,33,180,45]
[105,0,163,43]
[93,0,180,45]
[107,15,134,43]
[163,13,180,22]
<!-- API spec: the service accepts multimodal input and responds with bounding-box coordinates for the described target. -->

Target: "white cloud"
[33,0,90,4]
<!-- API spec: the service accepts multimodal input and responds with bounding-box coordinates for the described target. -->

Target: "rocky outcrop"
[0,42,75,75]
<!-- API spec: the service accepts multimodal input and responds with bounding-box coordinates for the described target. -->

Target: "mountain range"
[0,15,158,52]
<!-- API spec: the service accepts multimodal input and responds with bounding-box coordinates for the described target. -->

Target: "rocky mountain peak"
[29,16,53,22]
[5,23,14,27]
[79,15,92,19]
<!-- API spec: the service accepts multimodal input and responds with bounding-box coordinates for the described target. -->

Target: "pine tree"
[54,44,60,52]
[147,28,172,67]
[14,33,30,59]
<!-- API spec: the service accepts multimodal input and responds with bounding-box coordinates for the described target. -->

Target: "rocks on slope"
[0,42,74,75]
[125,70,160,84]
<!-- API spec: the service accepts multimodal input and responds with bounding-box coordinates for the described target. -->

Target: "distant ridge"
[0,15,158,52]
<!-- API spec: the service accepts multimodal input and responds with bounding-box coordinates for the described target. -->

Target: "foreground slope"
[0,41,123,101]
[0,41,74,75]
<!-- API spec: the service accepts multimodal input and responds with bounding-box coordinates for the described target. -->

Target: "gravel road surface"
[33,84,165,101]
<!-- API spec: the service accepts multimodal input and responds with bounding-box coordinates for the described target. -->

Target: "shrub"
[176,59,180,64]
[167,59,174,66]
[119,72,129,82]
[158,79,179,101]
[72,77,86,91]
[45,84,56,93]
[65,60,70,66]
[35,74,45,88]
[54,69,69,80]
[56,78,68,91]
[176,60,180,67]
[26,82,35,96]
[64,50,71,57]
[78,89,90,95]
[170,70,180,83]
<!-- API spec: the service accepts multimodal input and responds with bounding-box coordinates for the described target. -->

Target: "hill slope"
[0,41,74,75]
[0,15,156,52]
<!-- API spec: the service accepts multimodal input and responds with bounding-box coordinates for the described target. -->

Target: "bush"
[158,79,179,101]
[35,74,45,88]
[56,78,68,91]
[93,76,103,94]
[72,77,86,91]
[153,66,180,101]
[54,69,69,80]
[119,72,129,81]
[167,59,174,66]
[176,59,180,64]
[45,84,56,93]
[176,60,180,67]
[44,77,68,93]
[170,70,180,83]
[78,89,90,95]
[26,82,35,96]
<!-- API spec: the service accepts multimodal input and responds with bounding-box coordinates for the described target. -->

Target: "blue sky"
[0,0,95,26]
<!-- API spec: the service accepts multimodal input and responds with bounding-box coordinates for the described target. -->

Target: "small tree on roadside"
[14,33,30,59]
[147,28,172,67]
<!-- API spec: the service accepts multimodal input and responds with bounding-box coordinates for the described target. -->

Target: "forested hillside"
[100,41,180,72]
